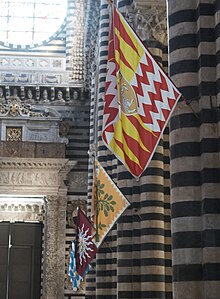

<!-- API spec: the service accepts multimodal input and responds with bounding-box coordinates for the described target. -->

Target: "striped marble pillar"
[86,0,173,298]
[168,1,220,298]
[86,0,111,297]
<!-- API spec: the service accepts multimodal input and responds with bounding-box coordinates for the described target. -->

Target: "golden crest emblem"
[116,71,138,115]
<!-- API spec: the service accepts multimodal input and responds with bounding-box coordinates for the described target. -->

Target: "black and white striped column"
[168,1,220,298]
[86,0,173,298]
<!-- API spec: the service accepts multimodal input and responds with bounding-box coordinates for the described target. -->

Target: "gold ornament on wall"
[6,127,22,141]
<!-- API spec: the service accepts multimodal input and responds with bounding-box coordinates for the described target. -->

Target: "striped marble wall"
[55,100,91,298]
[168,1,220,298]
[86,0,172,298]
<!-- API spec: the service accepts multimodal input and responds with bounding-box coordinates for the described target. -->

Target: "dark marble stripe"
[117,274,172,283]
[169,29,215,53]
[169,4,214,27]
[171,168,220,188]
[118,291,172,299]
[171,139,220,158]
[170,56,216,76]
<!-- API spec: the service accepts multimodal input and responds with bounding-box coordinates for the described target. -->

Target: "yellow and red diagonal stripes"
[102,6,181,178]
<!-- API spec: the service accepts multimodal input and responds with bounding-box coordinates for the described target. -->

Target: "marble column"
[168,1,220,298]
[42,196,59,299]
[56,194,67,299]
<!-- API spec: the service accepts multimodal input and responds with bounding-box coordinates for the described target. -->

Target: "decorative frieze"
[0,98,46,117]
[0,202,44,222]
[0,158,76,193]
[0,56,71,86]
[0,56,66,72]
[0,171,58,186]
[0,71,70,86]
[0,85,83,104]
[0,159,70,170]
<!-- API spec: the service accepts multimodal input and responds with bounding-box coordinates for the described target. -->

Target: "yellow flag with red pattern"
[102,6,181,178]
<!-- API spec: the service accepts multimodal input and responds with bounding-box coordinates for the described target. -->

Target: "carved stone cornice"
[0,159,70,169]
[0,158,76,195]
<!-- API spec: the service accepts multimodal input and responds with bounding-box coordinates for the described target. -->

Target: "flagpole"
[108,0,114,19]
[93,158,99,243]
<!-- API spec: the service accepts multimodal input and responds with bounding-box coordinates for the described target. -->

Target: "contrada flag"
[75,208,97,277]
[102,6,181,178]
[92,159,130,248]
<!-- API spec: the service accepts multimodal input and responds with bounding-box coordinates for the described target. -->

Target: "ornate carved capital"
[126,4,167,44]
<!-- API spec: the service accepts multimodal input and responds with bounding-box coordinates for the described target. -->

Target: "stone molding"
[0,70,70,86]
[0,85,84,104]
[0,202,44,222]
[0,158,72,170]
[0,56,66,72]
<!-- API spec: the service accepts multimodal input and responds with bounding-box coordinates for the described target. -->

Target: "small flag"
[102,6,181,178]
[92,159,130,248]
[68,209,97,291]
[75,208,97,277]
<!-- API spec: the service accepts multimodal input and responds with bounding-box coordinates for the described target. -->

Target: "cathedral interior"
[0,0,220,299]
